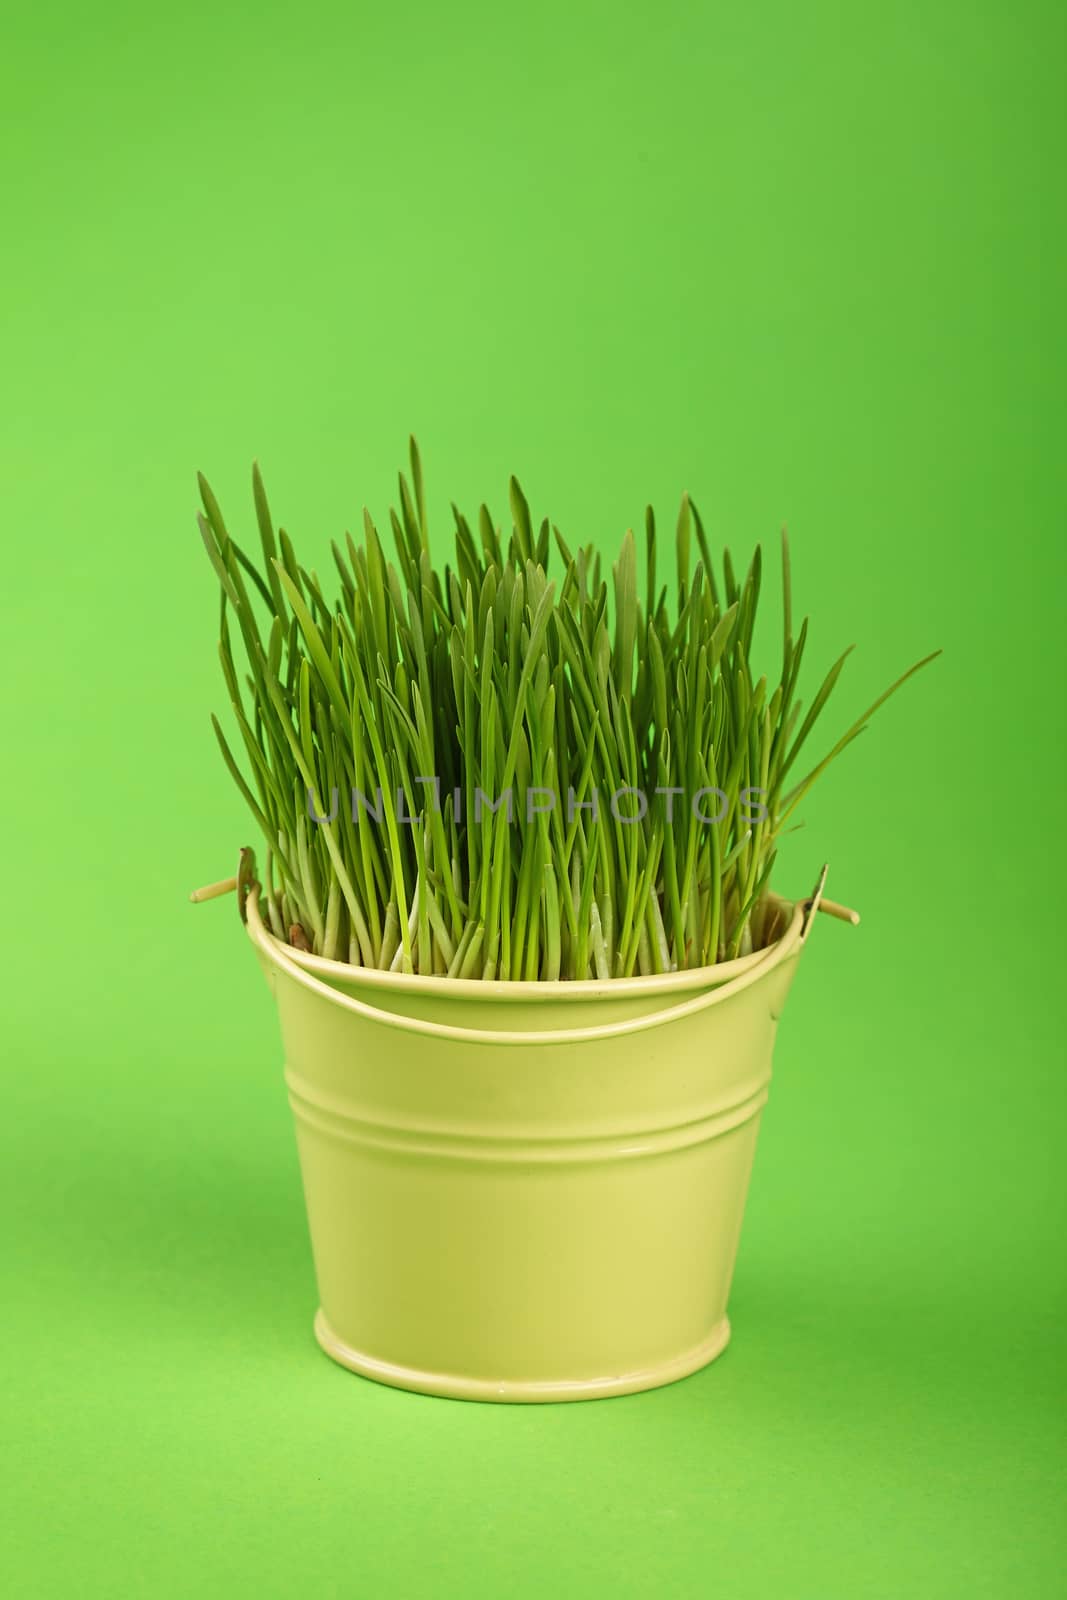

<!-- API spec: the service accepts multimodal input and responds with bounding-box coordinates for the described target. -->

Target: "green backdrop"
[3,3,1063,1595]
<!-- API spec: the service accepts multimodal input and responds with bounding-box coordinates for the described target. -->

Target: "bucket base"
[313,1310,732,1403]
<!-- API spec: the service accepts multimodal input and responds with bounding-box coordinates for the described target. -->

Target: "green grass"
[198,439,937,978]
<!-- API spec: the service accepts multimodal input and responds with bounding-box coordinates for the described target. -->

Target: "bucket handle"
[240,883,815,1049]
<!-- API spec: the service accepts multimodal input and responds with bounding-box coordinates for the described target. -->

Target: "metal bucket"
[245,886,815,1401]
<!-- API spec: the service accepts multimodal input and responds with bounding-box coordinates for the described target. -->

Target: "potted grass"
[191,440,937,1402]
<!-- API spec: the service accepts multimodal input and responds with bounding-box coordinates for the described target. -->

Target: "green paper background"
[3,2,1064,1594]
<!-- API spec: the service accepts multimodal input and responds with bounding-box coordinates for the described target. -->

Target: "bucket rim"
[267,891,797,1003]
[245,885,816,1047]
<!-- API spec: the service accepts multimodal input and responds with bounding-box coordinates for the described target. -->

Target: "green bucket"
[245,885,818,1401]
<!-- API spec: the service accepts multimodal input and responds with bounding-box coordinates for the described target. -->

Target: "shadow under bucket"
[245,884,821,1401]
